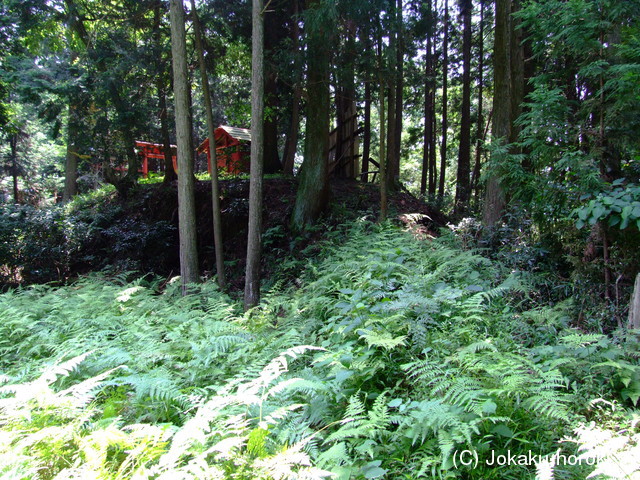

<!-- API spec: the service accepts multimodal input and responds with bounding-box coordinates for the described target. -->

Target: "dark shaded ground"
[116,176,450,291]
[1,177,448,290]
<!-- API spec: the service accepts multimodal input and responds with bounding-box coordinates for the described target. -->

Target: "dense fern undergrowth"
[1,221,639,479]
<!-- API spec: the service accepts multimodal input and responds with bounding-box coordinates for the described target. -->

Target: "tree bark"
[455,0,472,214]
[63,101,79,202]
[170,0,199,293]
[362,75,372,182]
[509,0,525,145]
[385,0,397,191]
[191,0,226,290]
[245,0,265,309]
[291,0,330,229]
[155,1,177,184]
[282,0,301,176]
[10,133,19,203]
[263,5,284,174]
[378,36,388,222]
[263,71,281,173]
[471,0,485,204]
[438,0,449,199]
[393,0,404,184]
[421,1,434,196]
[482,0,510,228]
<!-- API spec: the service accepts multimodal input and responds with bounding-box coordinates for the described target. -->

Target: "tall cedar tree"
[438,0,449,198]
[191,0,226,289]
[385,0,397,191]
[455,0,472,214]
[170,0,200,292]
[471,0,486,203]
[393,0,404,185]
[379,34,388,222]
[61,1,87,201]
[244,0,265,309]
[482,0,510,227]
[291,0,331,229]
[421,0,435,196]
[154,1,177,184]
[282,0,302,176]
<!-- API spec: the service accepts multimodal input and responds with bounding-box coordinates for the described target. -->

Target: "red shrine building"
[197,125,251,175]
[135,125,251,178]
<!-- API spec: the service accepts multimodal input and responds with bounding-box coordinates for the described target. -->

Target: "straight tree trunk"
[471,0,485,203]
[362,79,371,181]
[393,0,404,184]
[430,100,437,194]
[361,30,372,182]
[385,0,397,191]
[291,0,330,229]
[159,85,177,183]
[482,0,510,228]
[154,1,177,184]
[170,0,199,293]
[339,26,357,178]
[509,0,525,145]
[263,71,281,173]
[282,83,301,175]
[393,0,404,181]
[438,0,449,199]
[263,7,283,174]
[10,134,19,203]
[245,0,265,309]
[282,0,301,176]
[421,2,434,196]
[191,0,226,290]
[455,0,472,214]
[63,101,78,202]
[379,37,388,222]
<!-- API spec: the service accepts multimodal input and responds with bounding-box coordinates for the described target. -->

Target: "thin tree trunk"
[385,0,397,191]
[421,2,434,196]
[438,0,449,199]
[10,134,19,203]
[430,99,437,194]
[63,101,78,202]
[472,0,485,204]
[394,0,403,181]
[263,71,281,173]
[159,85,177,183]
[362,79,371,181]
[455,0,472,214]
[282,0,301,176]
[379,37,388,222]
[245,0,265,309]
[191,0,226,290]
[155,1,177,184]
[282,84,300,175]
[170,0,199,293]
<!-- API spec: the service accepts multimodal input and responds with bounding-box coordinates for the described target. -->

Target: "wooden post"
[629,273,640,329]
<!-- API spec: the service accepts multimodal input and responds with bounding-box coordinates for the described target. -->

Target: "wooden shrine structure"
[135,141,177,177]
[197,125,251,175]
